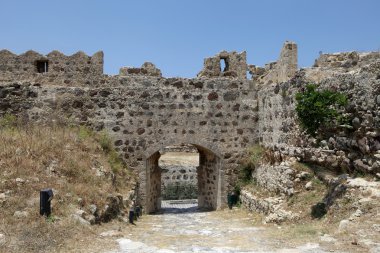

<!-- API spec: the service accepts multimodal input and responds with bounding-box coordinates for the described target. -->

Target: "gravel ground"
[108,201,331,253]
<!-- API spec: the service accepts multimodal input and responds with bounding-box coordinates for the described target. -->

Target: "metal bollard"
[128,210,135,224]
[40,189,54,216]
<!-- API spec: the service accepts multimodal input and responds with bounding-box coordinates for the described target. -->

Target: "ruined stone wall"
[249,41,297,85]
[255,51,380,195]
[198,51,247,79]
[0,50,104,86]
[313,51,380,69]
[1,43,378,211]
[120,62,162,77]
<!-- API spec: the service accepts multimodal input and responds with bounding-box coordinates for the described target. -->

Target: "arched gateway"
[143,142,223,213]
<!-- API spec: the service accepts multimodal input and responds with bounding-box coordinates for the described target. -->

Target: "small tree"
[295,84,347,136]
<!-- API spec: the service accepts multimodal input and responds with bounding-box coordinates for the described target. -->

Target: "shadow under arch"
[141,140,225,214]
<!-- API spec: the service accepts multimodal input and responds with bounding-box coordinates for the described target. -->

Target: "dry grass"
[286,178,327,214]
[0,121,134,253]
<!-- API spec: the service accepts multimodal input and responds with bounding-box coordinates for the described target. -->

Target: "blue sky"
[0,0,379,77]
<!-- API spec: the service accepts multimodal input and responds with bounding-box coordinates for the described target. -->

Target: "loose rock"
[305,181,313,190]
[13,211,29,218]
[0,233,5,245]
[320,234,337,243]
[338,219,350,232]
[99,230,123,237]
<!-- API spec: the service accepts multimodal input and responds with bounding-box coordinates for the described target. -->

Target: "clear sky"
[0,0,379,77]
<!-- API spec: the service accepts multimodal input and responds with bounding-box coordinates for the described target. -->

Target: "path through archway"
[143,143,223,213]
[160,145,199,205]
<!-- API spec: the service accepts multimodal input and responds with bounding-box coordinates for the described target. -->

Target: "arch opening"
[142,143,223,214]
[160,144,199,203]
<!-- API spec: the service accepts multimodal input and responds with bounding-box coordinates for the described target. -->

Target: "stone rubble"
[240,190,298,224]
[319,234,337,243]
[13,211,29,218]
[0,233,5,246]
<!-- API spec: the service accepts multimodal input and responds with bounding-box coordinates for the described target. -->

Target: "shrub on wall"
[295,84,347,136]
[233,145,265,196]
[238,145,264,184]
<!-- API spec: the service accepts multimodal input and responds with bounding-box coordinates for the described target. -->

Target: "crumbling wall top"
[249,41,298,85]
[313,51,380,69]
[119,62,162,77]
[197,51,247,79]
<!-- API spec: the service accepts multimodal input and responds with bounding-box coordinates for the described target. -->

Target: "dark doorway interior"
[36,60,49,73]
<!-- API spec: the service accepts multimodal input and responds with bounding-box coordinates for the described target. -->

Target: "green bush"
[239,165,254,184]
[296,84,347,136]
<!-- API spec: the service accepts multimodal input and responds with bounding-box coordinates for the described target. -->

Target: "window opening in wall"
[36,60,49,73]
[220,58,229,72]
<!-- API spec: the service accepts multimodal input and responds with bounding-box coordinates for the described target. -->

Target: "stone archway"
[142,143,224,214]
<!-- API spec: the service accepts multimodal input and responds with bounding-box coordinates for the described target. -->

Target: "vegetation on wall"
[234,145,266,195]
[239,145,264,183]
[295,84,348,136]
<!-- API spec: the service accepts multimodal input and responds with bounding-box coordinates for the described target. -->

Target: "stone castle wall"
[161,165,197,187]
[0,75,259,212]
[0,41,379,211]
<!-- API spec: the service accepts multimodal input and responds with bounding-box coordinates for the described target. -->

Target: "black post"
[40,189,54,216]
[129,210,135,224]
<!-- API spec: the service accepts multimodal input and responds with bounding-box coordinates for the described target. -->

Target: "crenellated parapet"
[0,49,103,84]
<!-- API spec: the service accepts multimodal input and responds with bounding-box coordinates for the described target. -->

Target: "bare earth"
[159,152,199,167]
